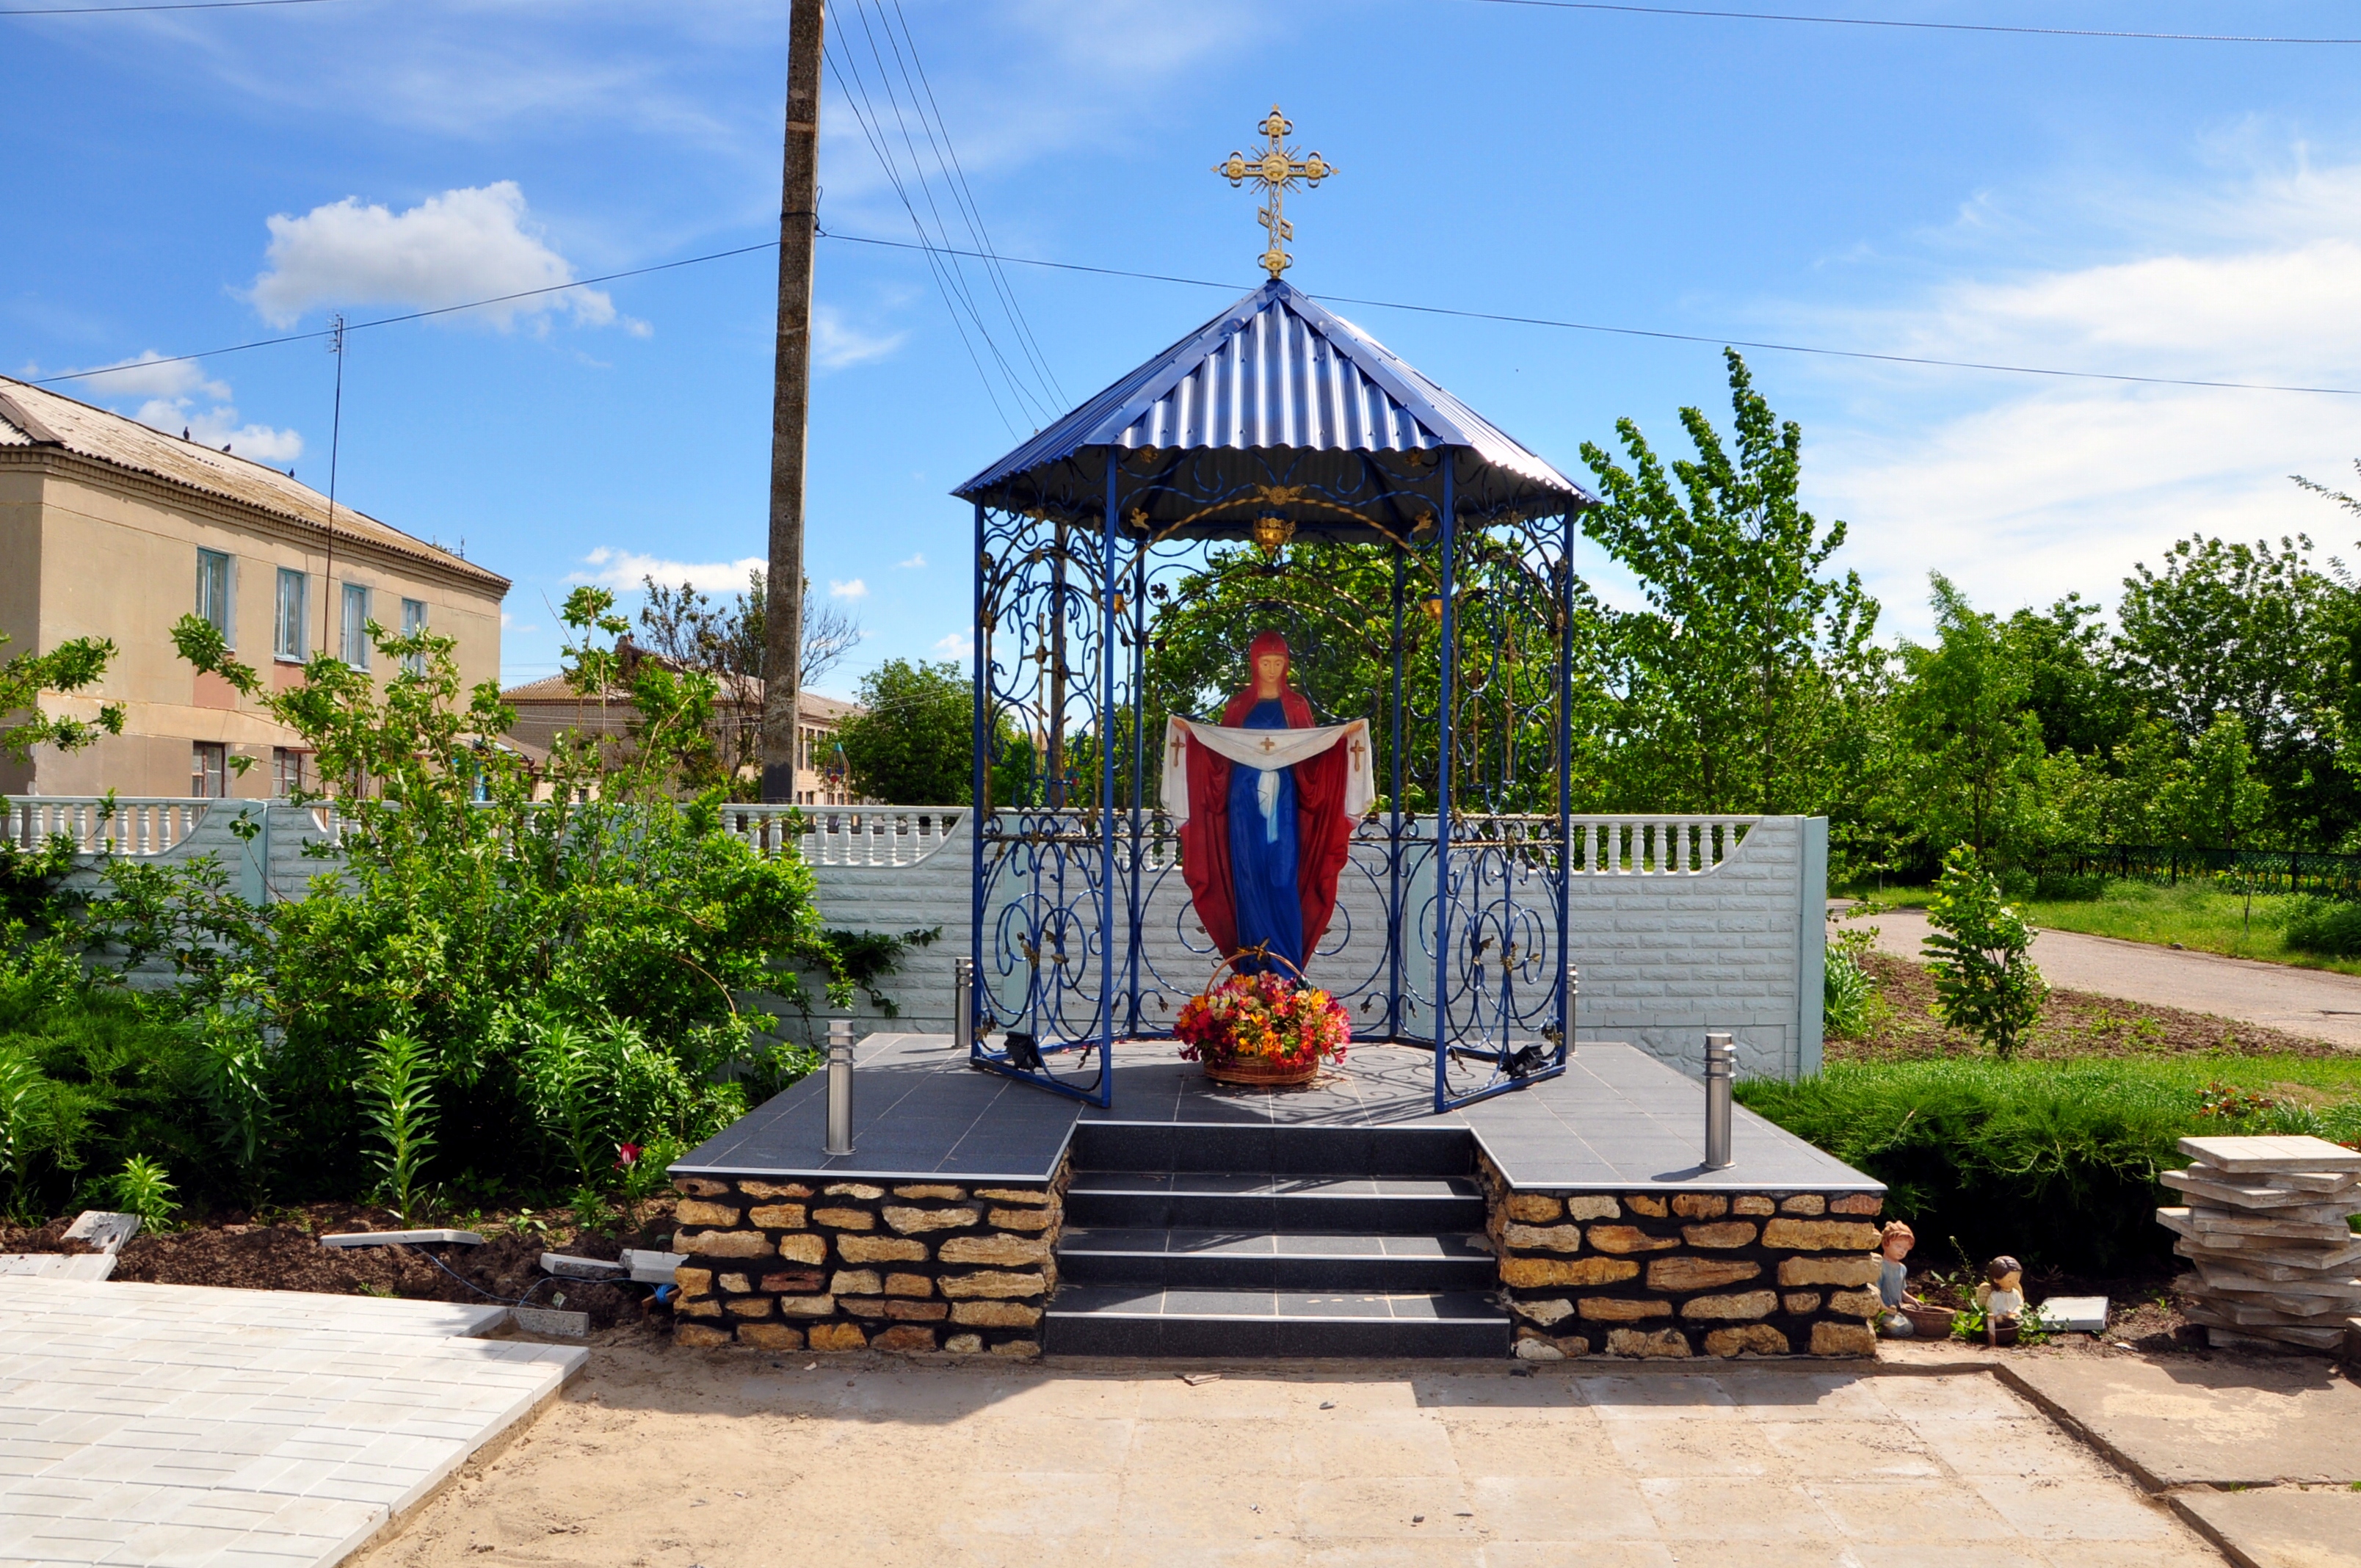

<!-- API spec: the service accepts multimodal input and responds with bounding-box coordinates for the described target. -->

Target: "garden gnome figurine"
[1874,1221,1919,1337]
[1976,1255,2025,1346]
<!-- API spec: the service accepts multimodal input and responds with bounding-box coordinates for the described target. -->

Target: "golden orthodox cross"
[1214,106,1335,280]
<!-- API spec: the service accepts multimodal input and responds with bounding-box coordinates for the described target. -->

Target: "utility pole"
[761,0,824,803]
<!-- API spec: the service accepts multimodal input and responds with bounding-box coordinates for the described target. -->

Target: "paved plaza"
[0,1277,584,1568]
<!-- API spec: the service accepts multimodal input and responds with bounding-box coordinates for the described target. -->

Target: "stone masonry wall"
[1479,1154,1884,1361]
[666,1160,1069,1357]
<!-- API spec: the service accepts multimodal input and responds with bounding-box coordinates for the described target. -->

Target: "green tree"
[2158,713,2269,850]
[1888,575,2048,863]
[1578,349,1880,814]
[838,659,976,805]
[1922,848,2047,1058]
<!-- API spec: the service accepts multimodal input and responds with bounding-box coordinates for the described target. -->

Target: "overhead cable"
[1452,0,2361,44]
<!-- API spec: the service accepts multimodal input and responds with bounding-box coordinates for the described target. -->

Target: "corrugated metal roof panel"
[954,278,1587,518]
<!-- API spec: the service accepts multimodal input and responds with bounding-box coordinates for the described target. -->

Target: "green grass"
[1848,879,2361,976]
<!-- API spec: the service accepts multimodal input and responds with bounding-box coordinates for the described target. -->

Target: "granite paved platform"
[677,1034,1879,1194]
[0,1276,585,1568]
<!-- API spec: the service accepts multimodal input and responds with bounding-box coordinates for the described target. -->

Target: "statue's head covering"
[1223,630,1315,727]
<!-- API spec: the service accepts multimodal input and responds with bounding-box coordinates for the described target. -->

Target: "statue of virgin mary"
[1164,631,1373,977]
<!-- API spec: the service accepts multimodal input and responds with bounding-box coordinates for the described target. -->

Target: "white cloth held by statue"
[1161,717,1377,827]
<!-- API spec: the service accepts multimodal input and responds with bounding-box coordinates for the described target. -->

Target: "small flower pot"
[1202,1055,1322,1088]
[1901,1304,1959,1338]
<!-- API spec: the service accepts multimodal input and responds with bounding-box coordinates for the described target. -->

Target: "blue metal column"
[1431,461,1457,1113]
[1553,505,1574,1067]
[1386,545,1405,1038]
[1092,451,1119,1105]
[1124,544,1145,1038]
[968,500,990,1063]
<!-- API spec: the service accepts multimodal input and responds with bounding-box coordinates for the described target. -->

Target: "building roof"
[0,374,509,593]
[954,277,1590,533]
[501,672,862,722]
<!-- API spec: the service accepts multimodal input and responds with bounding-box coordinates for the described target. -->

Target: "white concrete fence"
[25,799,1825,1081]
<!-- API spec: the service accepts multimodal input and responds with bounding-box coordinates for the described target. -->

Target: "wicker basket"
[1183,948,1332,1089]
[1900,1303,1959,1339]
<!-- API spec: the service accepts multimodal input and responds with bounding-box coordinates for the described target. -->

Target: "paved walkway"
[357,1347,2220,1568]
[0,1276,584,1568]
[1852,907,2361,1050]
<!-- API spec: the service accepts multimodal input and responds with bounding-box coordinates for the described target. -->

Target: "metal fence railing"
[2046,843,2361,899]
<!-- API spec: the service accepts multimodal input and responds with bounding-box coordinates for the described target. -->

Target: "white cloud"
[813,305,907,371]
[248,183,615,331]
[53,352,305,463]
[829,578,868,600]
[576,547,763,592]
[933,632,975,660]
[131,399,305,463]
[63,351,230,402]
[896,552,926,570]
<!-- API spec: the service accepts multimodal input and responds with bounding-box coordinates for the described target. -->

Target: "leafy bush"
[2280,895,2361,957]
[1737,1058,2361,1272]
[1823,923,1882,1039]
[107,1153,178,1230]
[1923,849,2048,1057]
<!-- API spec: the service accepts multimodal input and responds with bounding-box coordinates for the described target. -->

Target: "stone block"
[675,1178,732,1198]
[1504,1193,1563,1224]
[1682,1222,1759,1249]
[989,1340,1041,1358]
[943,1333,984,1354]
[894,1184,968,1200]
[1579,1296,1671,1321]
[677,1229,772,1260]
[1626,1195,1669,1218]
[777,1294,836,1317]
[777,1235,827,1266]
[1763,1219,1881,1251]
[718,1273,750,1294]
[674,1323,733,1348]
[885,1205,982,1235]
[873,1325,938,1354]
[673,1266,713,1295]
[1606,1327,1691,1359]
[740,1180,813,1199]
[824,1183,887,1199]
[976,1188,1049,1205]
[1503,1222,1584,1254]
[1501,1256,1639,1289]
[1672,1194,1728,1220]
[1810,1321,1878,1357]
[885,1299,949,1321]
[1827,1288,1882,1318]
[1777,1256,1879,1288]
[1512,1297,1575,1326]
[747,1204,808,1230]
[1647,1257,1760,1293]
[950,1299,1044,1327]
[736,1324,805,1351]
[760,1269,824,1294]
[1513,1329,1567,1360]
[1565,1196,1621,1222]
[883,1272,933,1297]
[937,1233,1051,1266]
[1779,1194,1826,1216]
[808,1322,868,1352]
[832,1297,883,1318]
[674,1199,741,1228]
[1783,1292,1822,1315]
[1829,1194,1883,1216]
[724,1297,773,1319]
[940,1270,1047,1299]
[812,1208,875,1231]
[1680,1290,1777,1321]
[835,1235,929,1264]
[1586,1226,1678,1255]
[830,1269,883,1297]
[1705,1324,1789,1357]
[990,1207,1055,1232]
[679,1298,723,1318]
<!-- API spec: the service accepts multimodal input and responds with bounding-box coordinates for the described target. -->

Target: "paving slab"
[2171,1487,2361,1568]
[0,1275,584,1568]
[2003,1354,2361,1488]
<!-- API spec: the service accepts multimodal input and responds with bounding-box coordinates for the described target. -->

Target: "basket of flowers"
[1175,950,1351,1087]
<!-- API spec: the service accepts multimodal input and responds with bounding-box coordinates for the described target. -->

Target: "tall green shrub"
[1923,849,2048,1057]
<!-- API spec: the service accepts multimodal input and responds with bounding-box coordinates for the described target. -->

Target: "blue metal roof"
[954,279,1590,531]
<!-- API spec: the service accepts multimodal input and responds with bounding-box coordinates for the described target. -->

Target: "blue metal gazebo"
[952,273,1595,1114]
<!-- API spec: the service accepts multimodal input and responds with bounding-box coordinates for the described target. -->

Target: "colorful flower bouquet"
[1175,968,1351,1086]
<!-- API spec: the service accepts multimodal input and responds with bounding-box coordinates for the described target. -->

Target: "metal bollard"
[953,957,974,1053]
[824,1018,855,1157]
[1564,962,1579,1056]
[1702,1031,1735,1170]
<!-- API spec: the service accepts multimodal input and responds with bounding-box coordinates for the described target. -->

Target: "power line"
[1,0,344,14]
[1452,0,2361,44]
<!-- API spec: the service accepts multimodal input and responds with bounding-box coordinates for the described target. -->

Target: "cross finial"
[1214,105,1335,280]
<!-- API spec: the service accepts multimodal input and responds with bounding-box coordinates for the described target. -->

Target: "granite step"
[1043,1284,1509,1357]
[1070,1120,1476,1177]
[1062,1171,1487,1234]
[1058,1226,1495,1291]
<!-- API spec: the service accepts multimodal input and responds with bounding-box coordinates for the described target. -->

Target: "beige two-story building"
[0,374,508,798]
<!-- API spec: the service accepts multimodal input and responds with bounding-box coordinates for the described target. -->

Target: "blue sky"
[7,1,2360,692]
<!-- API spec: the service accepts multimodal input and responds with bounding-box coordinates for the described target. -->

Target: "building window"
[341,583,371,668]
[196,549,233,644]
[192,742,227,799]
[400,597,428,675]
[272,747,309,798]
[274,569,308,661]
